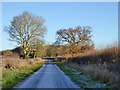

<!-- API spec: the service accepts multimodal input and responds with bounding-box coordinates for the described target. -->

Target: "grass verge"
[66,62,119,88]
[58,64,107,88]
[2,59,46,89]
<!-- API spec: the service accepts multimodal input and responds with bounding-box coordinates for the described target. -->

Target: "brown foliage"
[67,62,119,87]
[2,50,13,56]
[70,45,118,65]
[1,57,43,69]
[56,26,94,56]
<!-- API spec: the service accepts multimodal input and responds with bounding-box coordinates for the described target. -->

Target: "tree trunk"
[23,49,26,58]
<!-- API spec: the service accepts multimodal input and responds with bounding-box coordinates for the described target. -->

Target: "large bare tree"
[56,26,94,56]
[4,11,47,58]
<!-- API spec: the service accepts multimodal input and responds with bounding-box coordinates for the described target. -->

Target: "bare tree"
[56,26,94,56]
[4,11,47,58]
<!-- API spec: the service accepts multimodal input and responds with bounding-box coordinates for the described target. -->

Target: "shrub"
[2,50,13,56]
[64,44,120,88]
[70,45,118,65]
[12,46,24,57]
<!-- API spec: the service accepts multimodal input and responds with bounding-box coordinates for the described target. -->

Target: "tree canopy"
[4,11,47,58]
[56,26,94,56]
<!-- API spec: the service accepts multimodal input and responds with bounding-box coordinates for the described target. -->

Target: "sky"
[1,2,118,51]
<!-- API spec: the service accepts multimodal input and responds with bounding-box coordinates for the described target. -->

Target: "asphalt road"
[14,60,80,88]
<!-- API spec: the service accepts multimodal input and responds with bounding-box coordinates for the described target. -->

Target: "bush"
[12,46,24,57]
[2,50,13,56]
[70,45,118,65]
[63,45,120,88]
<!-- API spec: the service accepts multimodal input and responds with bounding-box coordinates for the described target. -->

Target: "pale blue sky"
[1,2,118,51]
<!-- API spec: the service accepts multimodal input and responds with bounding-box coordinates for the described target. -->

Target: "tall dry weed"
[67,62,119,87]
[2,57,42,70]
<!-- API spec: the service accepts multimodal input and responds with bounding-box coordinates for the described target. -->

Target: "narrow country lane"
[14,60,80,88]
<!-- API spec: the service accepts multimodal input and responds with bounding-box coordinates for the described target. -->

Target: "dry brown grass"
[63,44,120,88]
[1,56,44,70]
[66,62,119,88]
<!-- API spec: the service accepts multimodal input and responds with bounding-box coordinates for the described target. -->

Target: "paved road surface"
[14,60,80,88]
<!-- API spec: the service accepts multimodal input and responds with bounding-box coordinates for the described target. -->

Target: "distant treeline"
[0,44,94,58]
